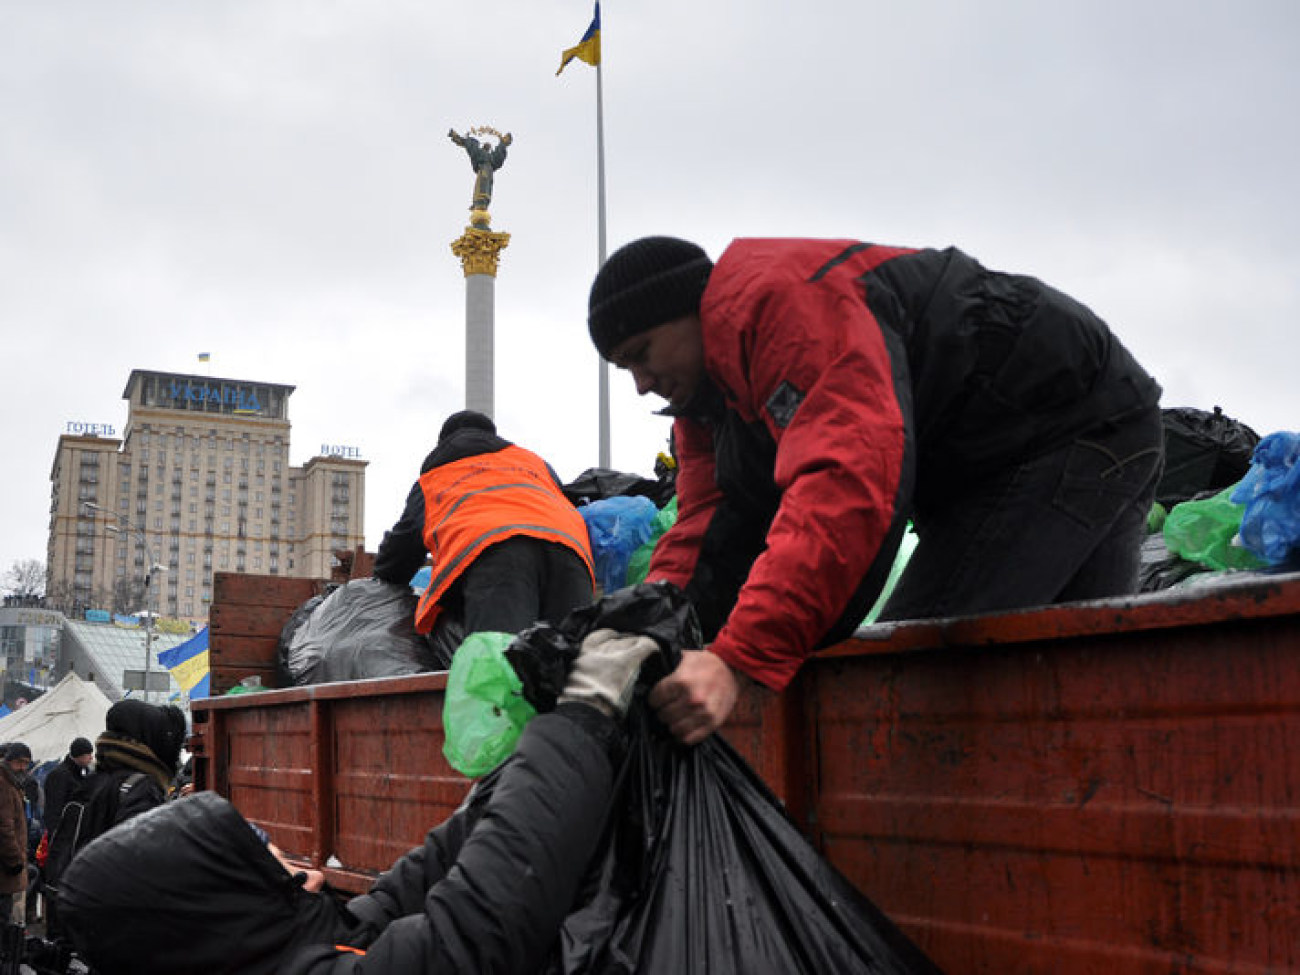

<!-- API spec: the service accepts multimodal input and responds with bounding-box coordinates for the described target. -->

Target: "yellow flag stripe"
[169,650,210,693]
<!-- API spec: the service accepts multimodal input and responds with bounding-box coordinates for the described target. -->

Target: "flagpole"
[596,50,610,468]
[558,2,610,468]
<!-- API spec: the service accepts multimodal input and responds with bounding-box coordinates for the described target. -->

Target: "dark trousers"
[880,406,1164,621]
[457,537,595,634]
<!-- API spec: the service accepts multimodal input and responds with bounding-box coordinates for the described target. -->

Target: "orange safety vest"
[414,445,595,633]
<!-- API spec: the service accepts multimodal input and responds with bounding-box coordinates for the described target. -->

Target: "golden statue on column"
[449,125,511,277]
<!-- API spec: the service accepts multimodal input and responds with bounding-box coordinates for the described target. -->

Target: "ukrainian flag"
[197,352,210,362]
[557,3,601,75]
[158,627,211,700]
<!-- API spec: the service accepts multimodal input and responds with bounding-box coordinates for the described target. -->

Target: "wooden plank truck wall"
[192,569,1300,974]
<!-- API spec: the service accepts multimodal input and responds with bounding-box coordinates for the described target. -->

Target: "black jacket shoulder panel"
[419,430,513,473]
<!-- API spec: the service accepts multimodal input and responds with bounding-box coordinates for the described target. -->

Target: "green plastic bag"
[1163,486,1267,571]
[625,497,679,586]
[442,631,537,778]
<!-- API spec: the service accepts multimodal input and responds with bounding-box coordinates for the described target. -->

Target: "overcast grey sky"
[2,1,1298,582]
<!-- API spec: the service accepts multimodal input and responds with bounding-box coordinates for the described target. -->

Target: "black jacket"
[42,755,91,832]
[289,708,616,973]
[59,710,617,975]
[59,790,349,975]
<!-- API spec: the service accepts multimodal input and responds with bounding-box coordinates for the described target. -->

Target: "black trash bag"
[517,582,943,975]
[1137,532,1213,592]
[274,586,338,688]
[1157,405,1261,508]
[506,621,582,714]
[563,467,676,509]
[426,604,465,672]
[282,578,439,685]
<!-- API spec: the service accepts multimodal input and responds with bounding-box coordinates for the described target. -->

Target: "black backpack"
[43,771,146,895]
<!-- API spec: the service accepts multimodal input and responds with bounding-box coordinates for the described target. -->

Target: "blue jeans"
[879,406,1164,621]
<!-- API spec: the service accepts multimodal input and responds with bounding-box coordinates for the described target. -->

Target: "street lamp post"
[82,502,167,702]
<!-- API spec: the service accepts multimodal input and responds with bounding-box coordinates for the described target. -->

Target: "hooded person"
[55,791,352,975]
[57,632,659,975]
[372,410,597,643]
[93,699,187,822]
[43,699,188,910]
[588,235,1164,745]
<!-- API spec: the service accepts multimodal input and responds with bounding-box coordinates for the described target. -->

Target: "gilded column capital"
[450,226,512,278]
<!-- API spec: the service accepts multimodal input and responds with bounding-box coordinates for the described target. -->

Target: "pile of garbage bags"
[1142,408,1300,590]
[446,582,943,974]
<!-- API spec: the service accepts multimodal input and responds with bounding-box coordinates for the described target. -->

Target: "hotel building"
[45,369,366,625]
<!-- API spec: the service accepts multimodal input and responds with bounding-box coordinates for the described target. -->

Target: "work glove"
[558,628,658,719]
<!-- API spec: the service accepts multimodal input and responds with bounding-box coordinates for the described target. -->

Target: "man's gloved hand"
[558,628,659,719]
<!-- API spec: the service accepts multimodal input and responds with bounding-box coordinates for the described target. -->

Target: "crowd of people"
[5,634,656,974]
[0,697,188,950]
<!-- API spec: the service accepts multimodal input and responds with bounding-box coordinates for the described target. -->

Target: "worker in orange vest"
[373,411,596,638]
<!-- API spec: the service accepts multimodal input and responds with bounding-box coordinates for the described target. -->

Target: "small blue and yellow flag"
[557,2,601,75]
[158,627,211,700]
[197,352,211,362]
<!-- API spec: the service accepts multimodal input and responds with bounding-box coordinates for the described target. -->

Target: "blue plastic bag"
[1230,431,1300,565]
[579,495,659,592]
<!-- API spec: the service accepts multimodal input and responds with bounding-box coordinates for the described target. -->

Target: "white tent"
[0,673,113,764]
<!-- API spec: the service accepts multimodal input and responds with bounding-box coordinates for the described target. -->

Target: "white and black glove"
[558,628,659,719]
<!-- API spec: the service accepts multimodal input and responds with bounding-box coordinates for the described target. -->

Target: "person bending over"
[373,410,596,640]
[588,235,1163,744]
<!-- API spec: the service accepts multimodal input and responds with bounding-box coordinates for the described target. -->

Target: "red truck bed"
[193,570,1300,973]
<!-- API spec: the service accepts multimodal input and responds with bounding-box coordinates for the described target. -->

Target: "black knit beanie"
[588,236,713,359]
[4,742,31,763]
[438,410,497,443]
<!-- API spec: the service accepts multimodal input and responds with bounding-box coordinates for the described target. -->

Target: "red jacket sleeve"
[700,248,909,690]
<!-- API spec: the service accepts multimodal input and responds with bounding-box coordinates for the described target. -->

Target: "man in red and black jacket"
[587,236,1164,744]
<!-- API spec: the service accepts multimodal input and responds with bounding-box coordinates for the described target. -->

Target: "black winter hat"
[105,700,188,774]
[438,410,497,444]
[4,742,31,763]
[70,736,94,757]
[588,236,713,359]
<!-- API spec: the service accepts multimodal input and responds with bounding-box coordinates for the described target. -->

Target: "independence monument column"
[449,125,512,418]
